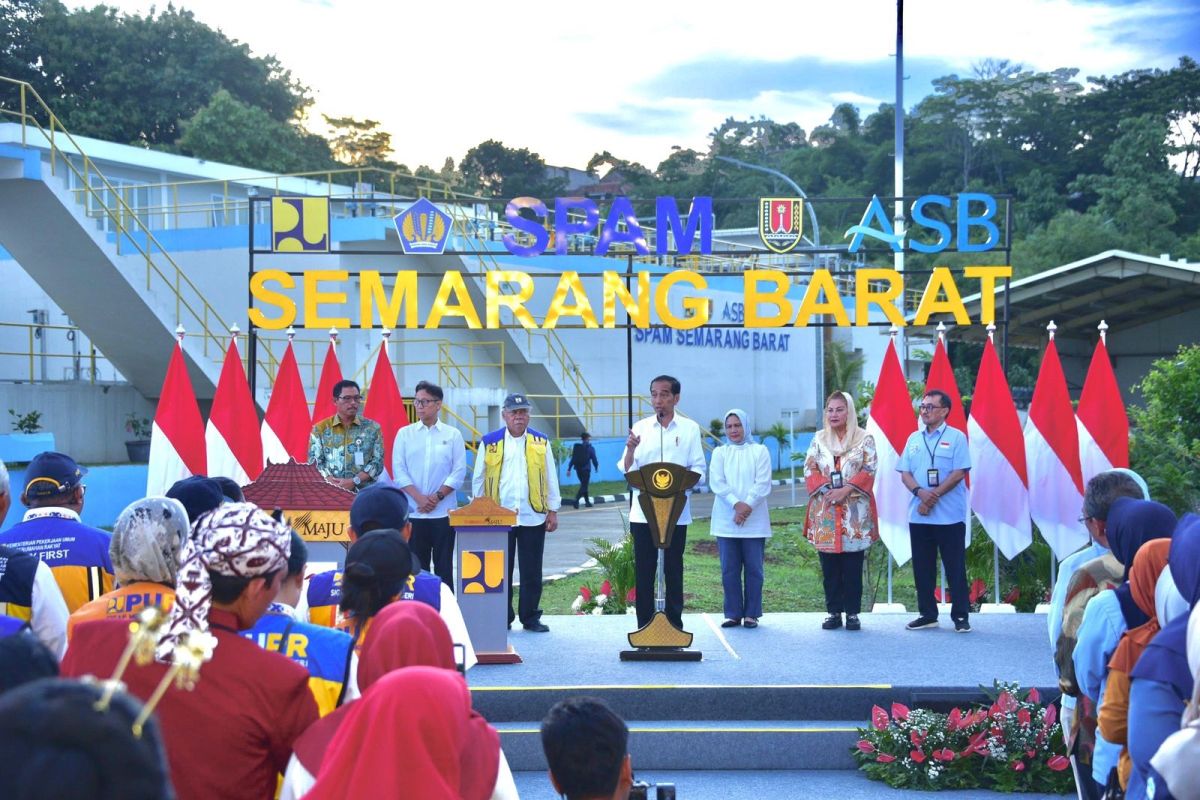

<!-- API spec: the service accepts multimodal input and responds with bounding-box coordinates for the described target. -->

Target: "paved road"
[542,480,806,579]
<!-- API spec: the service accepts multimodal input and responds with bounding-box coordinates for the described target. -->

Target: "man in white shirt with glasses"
[392,381,467,589]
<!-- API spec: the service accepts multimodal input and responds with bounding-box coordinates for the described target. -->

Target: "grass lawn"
[522,506,922,615]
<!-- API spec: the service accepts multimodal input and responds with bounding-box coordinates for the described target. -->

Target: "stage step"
[497,719,862,771]
[471,683,1051,724]
[512,769,1070,799]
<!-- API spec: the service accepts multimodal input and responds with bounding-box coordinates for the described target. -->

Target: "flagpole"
[1046,319,1058,593]
[985,323,1001,605]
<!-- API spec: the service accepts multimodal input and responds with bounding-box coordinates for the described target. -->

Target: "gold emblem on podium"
[622,462,703,660]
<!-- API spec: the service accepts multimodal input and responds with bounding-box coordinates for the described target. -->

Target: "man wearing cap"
[309,379,384,492]
[472,392,561,633]
[299,484,478,669]
[0,452,114,613]
[391,380,466,588]
[567,432,599,509]
[63,503,318,800]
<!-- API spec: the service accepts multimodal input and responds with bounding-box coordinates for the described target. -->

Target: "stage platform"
[470,612,1068,797]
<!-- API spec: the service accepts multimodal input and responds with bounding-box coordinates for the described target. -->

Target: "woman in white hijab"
[708,409,773,628]
[802,391,878,631]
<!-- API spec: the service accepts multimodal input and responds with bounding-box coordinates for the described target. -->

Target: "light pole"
[712,155,820,246]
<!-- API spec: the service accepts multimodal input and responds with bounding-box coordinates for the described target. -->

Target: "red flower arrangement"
[852,681,1074,793]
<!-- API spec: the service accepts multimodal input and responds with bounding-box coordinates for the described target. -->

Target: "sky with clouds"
[84,0,1198,171]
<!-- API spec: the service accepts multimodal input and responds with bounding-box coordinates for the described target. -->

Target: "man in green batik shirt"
[308,379,384,492]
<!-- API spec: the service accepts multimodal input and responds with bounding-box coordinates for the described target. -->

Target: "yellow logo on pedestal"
[461,550,505,594]
[652,469,674,491]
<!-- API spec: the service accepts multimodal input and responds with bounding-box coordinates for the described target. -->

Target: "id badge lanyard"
[923,427,945,487]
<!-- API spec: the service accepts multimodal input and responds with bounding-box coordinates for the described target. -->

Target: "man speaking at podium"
[621,375,706,628]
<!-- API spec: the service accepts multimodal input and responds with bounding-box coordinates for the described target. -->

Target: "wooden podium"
[450,497,521,665]
[621,462,703,661]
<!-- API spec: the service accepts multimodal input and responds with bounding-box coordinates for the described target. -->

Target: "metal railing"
[0,321,109,383]
[0,77,287,383]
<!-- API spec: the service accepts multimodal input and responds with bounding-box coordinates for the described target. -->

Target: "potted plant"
[125,412,152,463]
[0,409,55,463]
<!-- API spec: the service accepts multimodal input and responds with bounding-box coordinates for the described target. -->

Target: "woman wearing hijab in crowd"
[1098,538,1172,793]
[307,666,502,800]
[1148,605,1200,800]
[1073,497,1177,796]
[803,391,878,631]
[708,408,773,629]
[0,678,173,800]
[284,601,518,800]
[66,497,189,639]
[1128,514,1200,800]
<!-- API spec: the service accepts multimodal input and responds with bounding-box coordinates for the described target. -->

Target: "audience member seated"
[0,627,58,694]
[62,503,318,800]
[0,452,114,612]
[541,696,633,800]
[165,475,225,526]
[306,666,500,800]
[0,542,68,658]
[0,678,172,800]
[242,531,354,716]
[67,497,189,640]
[301,484,477,669]
[284,601,517,799]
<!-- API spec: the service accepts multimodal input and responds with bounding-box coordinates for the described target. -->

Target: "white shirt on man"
[391,419,467,519]
[471,430,561,527]
[620,414,706,525]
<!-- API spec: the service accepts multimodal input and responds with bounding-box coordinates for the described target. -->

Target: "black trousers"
[631,522,687,629]
[818,550,866,615]
[573,469,592,507]
[507,523,546,626]
[909,521,969,621]
[409,517,456,589]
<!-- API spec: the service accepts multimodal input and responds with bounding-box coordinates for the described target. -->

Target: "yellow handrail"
[0,77,283,384]
[0,321,105,383]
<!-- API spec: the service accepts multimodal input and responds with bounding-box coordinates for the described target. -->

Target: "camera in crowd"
[629,780,676,799]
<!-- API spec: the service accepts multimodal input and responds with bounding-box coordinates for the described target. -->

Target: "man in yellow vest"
[472,393,560,632]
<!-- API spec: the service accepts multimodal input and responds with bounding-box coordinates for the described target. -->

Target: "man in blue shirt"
[897,390,972,632]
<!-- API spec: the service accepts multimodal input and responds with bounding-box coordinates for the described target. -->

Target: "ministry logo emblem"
[394,197,453,255]
[758,198,804,254]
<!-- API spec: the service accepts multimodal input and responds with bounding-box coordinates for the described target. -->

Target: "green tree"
[1129,344,1200,513]
[3,1,309,147]
[459,139,563,199]
[323,115,401,170]
[762,421,791,471]
[177,89,333,173]
[825,340,866,397]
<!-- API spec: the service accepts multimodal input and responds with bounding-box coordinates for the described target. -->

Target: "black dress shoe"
[523,621,550,633]
[822,613,843,630]
[721,618,741,628]
[845,614,861,631]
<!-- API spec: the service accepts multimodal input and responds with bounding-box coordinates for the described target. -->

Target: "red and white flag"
[147,330,206,496]
[1024,323,1087,559]
[924,328,968,438]
[312,329,341,426]
[1077,321,1129,484]
[361,330,409,479]
[262,332,311,465]
[864,334,918,566]
[968,332,1032,559]
[206,327,263,485]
